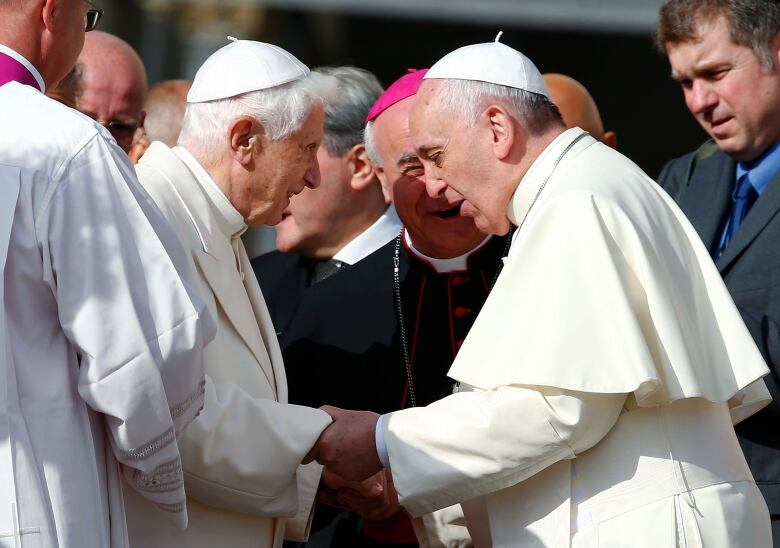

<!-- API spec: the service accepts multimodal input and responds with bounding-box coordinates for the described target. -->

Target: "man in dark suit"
[252,66,399,335]
[656,0,780,541]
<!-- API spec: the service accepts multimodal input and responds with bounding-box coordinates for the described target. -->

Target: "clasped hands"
[305,405,398,520]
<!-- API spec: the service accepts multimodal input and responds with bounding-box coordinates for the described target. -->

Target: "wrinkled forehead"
[409,80,456,148]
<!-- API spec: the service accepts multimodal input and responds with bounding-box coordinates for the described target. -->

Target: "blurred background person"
[144,79,192,146]
[45,65,82,108]
[76,30,148,157]
[253,66,397,333]
[128,79,192,162]
[543,72,616,148]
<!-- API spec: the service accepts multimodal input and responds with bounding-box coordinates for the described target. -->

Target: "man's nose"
[687,80,718,115]
[306,159,321,189]
[425,176,448,199]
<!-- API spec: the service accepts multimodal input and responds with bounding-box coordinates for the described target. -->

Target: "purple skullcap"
[365,68,429,123]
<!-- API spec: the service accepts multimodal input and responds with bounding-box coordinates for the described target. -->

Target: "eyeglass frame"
[91,117,141,151]
[86,4,104,32]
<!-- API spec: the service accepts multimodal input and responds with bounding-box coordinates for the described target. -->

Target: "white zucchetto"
[187,38,310,104]
[424,33,550,98]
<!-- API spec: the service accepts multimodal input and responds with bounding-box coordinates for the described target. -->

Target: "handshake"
[304,406,398,520]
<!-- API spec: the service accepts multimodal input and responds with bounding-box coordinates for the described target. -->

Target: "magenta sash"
[0,51,40,90]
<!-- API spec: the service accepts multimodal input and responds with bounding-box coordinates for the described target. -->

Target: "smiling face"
[372,95,486,258]
[410,80,515,236]
[242,102,324,226]
[666,16,780,162]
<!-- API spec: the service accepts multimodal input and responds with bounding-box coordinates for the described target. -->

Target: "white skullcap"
[424,32,550,98]
[187,37,310,103]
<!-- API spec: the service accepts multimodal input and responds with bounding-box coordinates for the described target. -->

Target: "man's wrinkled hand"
[307,405,383,481]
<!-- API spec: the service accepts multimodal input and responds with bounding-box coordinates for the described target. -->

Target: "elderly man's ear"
[486,105,516,161]
[229,116,262,165]
[347,144,377,192]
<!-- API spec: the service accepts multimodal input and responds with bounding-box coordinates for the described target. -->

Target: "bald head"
[543,73,616,149]
[76,31,148,152]
[143,80,192,147]
[0,0,91,89]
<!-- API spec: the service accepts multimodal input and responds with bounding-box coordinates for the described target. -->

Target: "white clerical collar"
[333,205,402,265]
[173,146,247,240]
[507,127,592,228]
[404,229,492,273]
[0,43,45,92]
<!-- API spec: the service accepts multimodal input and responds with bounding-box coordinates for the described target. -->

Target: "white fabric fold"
[450,130,770,406]
[0,82,214,545]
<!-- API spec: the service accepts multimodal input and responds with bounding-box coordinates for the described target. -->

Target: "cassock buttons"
[451,275,471,287]
[454,306,472,319]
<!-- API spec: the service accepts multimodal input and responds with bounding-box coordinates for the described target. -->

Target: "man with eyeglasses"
[0,1,216,547]
[75,30,148,159]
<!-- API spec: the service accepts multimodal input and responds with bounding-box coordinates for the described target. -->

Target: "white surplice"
[126,142,333,548]
[0,78,214,547]
[382,129,772,546]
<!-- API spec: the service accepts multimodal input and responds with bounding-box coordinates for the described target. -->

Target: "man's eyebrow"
[672,60,728,81]
[396,152,419,167]
[415,146,436,160]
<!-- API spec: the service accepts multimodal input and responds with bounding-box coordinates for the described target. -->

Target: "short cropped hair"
[435,79,564,136]
[178,72,335,155]
[656,0,780,70]
[314,66,383,157]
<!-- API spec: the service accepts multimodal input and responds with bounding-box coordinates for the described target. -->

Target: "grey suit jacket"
[659,141,780,514]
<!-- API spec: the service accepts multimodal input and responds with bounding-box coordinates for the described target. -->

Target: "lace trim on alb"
[118,380,206,461]
[155,500,187,514]
[171,379,206,419]
[132,459,184,493]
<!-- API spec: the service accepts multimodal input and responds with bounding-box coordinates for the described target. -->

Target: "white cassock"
[0,79,214,547]
[125,142,333,548]
[382,128,773,547]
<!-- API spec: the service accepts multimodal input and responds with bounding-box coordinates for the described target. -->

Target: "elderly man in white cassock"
[123,39,335,548]
[0,1,216,547]
[308,37,775,546]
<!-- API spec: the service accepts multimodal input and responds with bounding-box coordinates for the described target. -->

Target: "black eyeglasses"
[86,6,103,32]
[89,117,140,151]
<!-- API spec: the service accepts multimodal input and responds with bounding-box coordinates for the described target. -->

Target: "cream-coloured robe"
[126,142,332,548]
[383,129,772,546]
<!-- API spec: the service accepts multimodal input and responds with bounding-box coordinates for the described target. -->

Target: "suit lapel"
[142,144,277,391]
[717,170,780,271]
[677,150,735,256]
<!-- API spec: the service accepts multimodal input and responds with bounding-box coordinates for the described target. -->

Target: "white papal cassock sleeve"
[44,135,214,528]
[382,385,625,517]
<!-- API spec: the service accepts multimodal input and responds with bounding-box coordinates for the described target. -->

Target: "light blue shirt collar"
[736,142,780,195]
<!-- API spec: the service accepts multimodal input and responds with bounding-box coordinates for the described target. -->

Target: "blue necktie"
[720,172,758,255]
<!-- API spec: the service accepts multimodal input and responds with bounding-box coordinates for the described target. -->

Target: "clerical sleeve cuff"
[375,413,391,468]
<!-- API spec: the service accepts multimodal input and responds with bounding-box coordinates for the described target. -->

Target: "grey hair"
[178,71,336,154]
[435,79,563,136]
[314,66,383,157]
[364,120,381,167]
